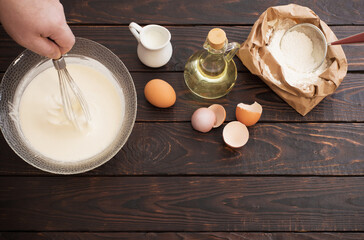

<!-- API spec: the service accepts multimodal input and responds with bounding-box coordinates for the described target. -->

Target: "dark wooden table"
[1,1,364,239]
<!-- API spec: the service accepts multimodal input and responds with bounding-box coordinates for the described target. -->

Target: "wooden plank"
[61,0,364,25]
[2,72,363,122]
[0,176,363,231]
[132,72,364,122]
[1,26,363,72]
[0,123,363,176]
[1,232,364,240]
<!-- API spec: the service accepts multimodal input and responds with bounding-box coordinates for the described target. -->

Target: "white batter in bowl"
[0,38,137,174]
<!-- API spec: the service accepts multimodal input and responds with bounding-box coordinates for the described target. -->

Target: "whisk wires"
[53,57,91,128]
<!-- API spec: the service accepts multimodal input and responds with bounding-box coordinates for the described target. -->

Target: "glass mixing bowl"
[0,37,137,174]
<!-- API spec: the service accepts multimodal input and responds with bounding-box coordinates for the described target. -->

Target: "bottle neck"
[199,39,227,76]
[203,38,227,54]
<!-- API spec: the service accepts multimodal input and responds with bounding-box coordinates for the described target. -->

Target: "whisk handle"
[53,57,66,70]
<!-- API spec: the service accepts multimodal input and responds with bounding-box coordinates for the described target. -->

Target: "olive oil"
[184,28,240,99]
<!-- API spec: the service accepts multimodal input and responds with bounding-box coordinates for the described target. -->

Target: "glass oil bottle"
[184,28,240,99]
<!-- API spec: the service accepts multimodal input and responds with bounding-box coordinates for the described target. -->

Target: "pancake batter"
[18,64,124,162]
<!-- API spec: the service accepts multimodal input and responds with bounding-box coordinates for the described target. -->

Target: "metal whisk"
[53,57,91,127]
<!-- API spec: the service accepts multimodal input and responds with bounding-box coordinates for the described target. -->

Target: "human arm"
[0,0,75,59]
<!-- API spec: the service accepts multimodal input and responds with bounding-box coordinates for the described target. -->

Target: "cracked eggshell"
[223,121,249,148]
[191,107,216,133]
[208,104,226,128]
[236,101,262,126]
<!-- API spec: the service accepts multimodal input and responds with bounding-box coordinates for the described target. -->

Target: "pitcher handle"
[224,42,240,62]
[129,22,143,42]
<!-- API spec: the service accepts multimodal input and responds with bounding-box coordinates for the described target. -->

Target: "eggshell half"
[223,121,249,148]
[191,108,216,133]
[236,101,262,126]
[208,104,226,128]
[144,79,176,108]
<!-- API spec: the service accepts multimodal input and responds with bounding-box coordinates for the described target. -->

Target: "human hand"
[0,0,75,59]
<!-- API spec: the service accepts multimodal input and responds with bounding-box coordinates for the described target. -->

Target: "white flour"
[281,30,316,72]
[265,20,327,91]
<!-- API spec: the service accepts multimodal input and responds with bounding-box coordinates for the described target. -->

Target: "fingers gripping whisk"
[53,57,91,127]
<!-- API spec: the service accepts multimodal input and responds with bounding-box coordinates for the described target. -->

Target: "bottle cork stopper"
[207,28,227,50]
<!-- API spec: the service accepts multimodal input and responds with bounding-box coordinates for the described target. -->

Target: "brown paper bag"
[237,4,348,116]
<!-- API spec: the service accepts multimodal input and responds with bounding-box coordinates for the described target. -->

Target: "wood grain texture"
[61,0,364,25]
[0,123,362,176]
[1,26,364,72]
[132,72,364,122]
[1,232,364,240]
[0,177,363,231]
[1,70,363,123]
[1,0,363,236]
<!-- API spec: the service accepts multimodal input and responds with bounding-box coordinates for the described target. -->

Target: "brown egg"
[235,101,262,126]
[223,121,249,148]
[191,107,216,133]
[208,104,226,128]
[144,79,176,108]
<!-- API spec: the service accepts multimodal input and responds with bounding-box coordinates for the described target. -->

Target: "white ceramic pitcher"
[129,22,173,68]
